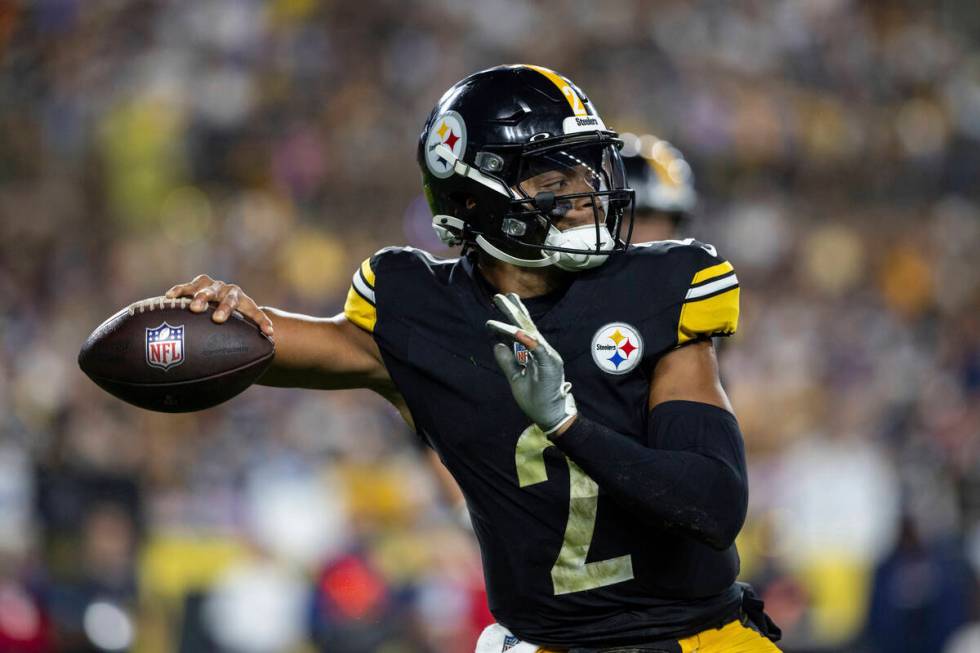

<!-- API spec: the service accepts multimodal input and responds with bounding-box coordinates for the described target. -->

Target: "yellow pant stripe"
[526,619,781,653]
[678,619,783,651]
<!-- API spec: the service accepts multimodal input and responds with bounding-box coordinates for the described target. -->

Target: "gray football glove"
[486,293,578,435]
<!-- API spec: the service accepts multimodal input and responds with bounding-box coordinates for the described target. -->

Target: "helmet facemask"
[507,137,634,270]
[456,136,635,270]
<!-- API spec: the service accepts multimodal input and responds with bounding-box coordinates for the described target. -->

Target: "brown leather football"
[78,296,275,413]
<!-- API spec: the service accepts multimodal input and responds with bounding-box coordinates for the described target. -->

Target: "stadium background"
[1,1,979,651]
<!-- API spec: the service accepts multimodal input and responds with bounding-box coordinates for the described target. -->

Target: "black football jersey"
[343,240,743,647]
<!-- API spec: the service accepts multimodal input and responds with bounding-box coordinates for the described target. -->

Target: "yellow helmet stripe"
[524,64,587,116]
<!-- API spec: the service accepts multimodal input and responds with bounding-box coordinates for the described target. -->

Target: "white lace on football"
[128,296,191,316]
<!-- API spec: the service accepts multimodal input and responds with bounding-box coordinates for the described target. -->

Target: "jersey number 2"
[516,425,634,595]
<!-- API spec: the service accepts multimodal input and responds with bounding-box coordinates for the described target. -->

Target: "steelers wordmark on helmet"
[424,110,467,179]
[591,322,643,375]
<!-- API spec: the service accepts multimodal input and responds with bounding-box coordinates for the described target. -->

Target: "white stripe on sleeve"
[352,270,376,304]
[685,274,738,300]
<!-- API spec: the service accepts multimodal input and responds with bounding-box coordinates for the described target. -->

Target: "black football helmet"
[418,65,634,270]
[620,133,696,222]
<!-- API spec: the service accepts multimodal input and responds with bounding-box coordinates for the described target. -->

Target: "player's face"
[517,165,604,230]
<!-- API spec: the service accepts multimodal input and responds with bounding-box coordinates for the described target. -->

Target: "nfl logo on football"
[146,322,185,371]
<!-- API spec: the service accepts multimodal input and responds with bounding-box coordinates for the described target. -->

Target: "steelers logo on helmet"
[591,322,643,375]
[424,110,467,179]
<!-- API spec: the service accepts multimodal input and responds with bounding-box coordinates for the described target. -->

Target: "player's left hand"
[486,293,578,435]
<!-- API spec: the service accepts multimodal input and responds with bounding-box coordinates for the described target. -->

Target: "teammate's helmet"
[418,65,634,271]
[619,133,696,218]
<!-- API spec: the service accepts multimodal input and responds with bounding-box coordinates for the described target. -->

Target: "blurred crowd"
[1,1,979,651]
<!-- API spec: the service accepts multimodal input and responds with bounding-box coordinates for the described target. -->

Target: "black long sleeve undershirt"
[551,400,748,551]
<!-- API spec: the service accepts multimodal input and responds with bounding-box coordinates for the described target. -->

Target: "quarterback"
[429,134,702,525]
[166,65,781,652]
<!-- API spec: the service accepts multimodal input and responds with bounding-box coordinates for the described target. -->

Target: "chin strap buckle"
[432,215,466,246]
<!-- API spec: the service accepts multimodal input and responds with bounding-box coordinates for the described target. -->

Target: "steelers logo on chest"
[591,323,643,374]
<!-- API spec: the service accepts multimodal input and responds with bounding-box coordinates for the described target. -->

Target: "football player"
[620,133,697,243]
[432,134,698,527]
[166,65,781,652]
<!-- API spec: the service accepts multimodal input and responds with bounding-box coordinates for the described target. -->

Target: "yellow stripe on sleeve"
[360,258,376,287]
[344,257,377,333]
[677,287,740,345]
[345,286,376,333]
[691,260,734,284]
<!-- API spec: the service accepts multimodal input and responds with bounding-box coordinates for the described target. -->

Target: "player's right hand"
[165,274,275,339]
[486,293,577,435]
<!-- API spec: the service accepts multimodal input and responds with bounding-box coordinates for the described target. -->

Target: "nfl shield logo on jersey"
[146,322,184,371]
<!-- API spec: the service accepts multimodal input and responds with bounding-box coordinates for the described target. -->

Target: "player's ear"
[448,192,478,217]
[459,194,481,223]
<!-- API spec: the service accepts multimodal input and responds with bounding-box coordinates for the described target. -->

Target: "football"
[78,296,275,413]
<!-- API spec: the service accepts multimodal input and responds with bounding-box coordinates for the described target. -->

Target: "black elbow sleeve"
[647,401,749,549]
[554,401,750,550]
[707,463,748,550]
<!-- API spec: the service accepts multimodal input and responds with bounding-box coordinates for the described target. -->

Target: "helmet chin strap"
[475,235,558,268]
[476,223,613,271]
[432,143,558,268]
[544,224,614,271]
[431,143,611,270]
